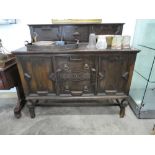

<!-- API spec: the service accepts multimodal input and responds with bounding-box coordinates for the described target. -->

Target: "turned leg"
[27,100,35,118]
[14,99,26,118]
[116,98,128,118]
[120,99,128,118]
[120,104,125,118]
[14,84,26,119]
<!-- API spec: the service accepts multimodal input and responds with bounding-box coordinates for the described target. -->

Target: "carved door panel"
[16,55,55,96]
[54,55,96,96]
[98,54,129,95]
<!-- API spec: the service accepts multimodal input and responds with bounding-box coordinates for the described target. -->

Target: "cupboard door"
[98,54,129,94]
[16,55,55,96]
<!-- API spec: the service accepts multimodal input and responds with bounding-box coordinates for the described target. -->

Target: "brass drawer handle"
[122,72,129,80]
[83,85,89,92]
[70,56,82,61]
[84,64,89,70]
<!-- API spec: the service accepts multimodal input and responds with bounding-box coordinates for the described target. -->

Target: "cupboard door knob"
[83,85,89,92]
[98,72,104,80]
[84,64,89,70]
[122,72,129,80]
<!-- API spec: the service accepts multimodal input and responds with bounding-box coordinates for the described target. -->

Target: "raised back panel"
[29,23,124,42]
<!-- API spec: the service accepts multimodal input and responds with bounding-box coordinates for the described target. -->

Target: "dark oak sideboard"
[12,23,140,118]
[13,47,139,118]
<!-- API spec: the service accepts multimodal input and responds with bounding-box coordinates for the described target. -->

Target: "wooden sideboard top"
[13,44,140,55]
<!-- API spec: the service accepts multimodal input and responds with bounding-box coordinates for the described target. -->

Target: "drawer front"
[55,55,96,95]
[55,55,94,71]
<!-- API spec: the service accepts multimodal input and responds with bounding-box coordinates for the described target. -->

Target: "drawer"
[55,55,95,72]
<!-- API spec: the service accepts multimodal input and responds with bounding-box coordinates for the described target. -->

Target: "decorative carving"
[84,64,89,70]
[24,73,31,81]
[64,64,70,71]
[98,72,105,80]
[83,85,89,92]
[122,72,129,80]
[49,73,56,81]
[60,72,90,81]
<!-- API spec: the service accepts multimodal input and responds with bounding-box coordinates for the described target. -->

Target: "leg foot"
[14,99,26,119]
[27,100,35,118]
[120,106,125,118]
[116,99,128,118]
[29,107,35,118]
[15,84,26,119]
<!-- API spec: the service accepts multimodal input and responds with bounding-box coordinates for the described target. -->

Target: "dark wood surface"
[12,23,140,118]
[14,49,139,118]
[28,23,124,42]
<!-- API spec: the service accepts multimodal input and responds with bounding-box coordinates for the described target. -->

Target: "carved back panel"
[29,24,124,42]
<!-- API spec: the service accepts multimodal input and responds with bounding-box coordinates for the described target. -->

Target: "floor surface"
[0,93,155,135]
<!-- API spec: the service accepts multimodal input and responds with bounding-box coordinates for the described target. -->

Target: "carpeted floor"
[0,93,155,135]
